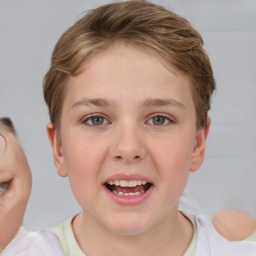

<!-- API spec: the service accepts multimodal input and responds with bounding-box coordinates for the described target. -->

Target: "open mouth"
[0,180,12,195]
[104,180,152,196]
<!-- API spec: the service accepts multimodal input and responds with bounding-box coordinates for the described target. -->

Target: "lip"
[102,174,154,205]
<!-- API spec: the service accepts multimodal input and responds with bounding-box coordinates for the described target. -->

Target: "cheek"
[0,207,24,251]
[0,182,30,247]
[19,159,32,188]
[61,136,108,202]
[150,134,194,198]
[63,136,106,174]
[151,134,194,173]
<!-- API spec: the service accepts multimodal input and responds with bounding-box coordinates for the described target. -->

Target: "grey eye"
[152,116,166,125]
[91,116,104,125]
[0,181,11,194]
[147,115,173,126]
[86,116,107,126]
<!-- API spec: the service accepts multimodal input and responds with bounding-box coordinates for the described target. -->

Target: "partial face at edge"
[47,44,209,235]
[0,127,32,251]
[0,135,6,163]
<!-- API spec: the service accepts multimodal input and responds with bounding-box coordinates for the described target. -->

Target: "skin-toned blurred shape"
[213,210,256,241]
[0,118,32,252]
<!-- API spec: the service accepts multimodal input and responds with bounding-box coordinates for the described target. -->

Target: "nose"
[110,124,146,163]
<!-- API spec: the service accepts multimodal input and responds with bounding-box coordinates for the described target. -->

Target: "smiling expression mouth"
[104,180,152,196]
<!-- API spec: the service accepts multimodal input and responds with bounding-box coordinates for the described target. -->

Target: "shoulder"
[48,215,85,256]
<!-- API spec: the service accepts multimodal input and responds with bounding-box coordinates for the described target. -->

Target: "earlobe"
[190,117,211,172]
[46,123,67,177]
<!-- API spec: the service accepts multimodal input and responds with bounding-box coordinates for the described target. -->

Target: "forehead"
[0,128,10,159]
[0,126,18,149]
[66,43,193,98]
[85,42,188,76]
[0,125,13,138]
[0,127,28,167]
[0,133,6,157]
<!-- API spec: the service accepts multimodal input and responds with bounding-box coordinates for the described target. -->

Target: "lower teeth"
[112,190,145,196]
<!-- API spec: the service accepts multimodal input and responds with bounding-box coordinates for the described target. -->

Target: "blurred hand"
[213,209,256,241]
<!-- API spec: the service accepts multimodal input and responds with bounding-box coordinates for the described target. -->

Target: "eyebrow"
[72,98,115,108]
[71,97,185,109]
[141,98,185,108]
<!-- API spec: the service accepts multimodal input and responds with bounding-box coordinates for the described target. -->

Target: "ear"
[189,117,211,172]
[46,123,68,177]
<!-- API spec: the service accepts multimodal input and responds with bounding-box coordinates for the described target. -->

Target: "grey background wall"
[0,0,255,230]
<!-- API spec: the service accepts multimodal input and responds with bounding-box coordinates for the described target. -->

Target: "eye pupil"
[92,116,104,125]
[152,116,165,125]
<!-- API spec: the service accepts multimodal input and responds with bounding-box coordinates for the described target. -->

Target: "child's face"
[48,44,208,235]
[0,128,31,251]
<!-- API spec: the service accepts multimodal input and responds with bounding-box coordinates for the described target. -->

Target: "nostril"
[115,155,140,160]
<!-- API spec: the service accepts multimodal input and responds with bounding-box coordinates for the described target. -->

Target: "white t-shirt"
[1,229,65,256]
[50,213,256,256]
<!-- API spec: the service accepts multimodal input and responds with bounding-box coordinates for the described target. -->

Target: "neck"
[73,210,193,256]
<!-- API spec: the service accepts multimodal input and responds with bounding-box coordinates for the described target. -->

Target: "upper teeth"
[107,180,147,187]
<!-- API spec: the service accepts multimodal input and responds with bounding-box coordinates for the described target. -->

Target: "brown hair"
[0,117,16,135]
[44,0,215,134]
